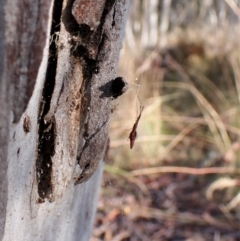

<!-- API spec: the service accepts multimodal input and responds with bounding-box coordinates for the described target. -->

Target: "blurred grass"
[92,3,240,240]
[107,25,240,205]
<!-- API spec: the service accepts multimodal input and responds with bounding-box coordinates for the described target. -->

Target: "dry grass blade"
[111,231,131,241]
[188,68,229,107]
[230,56,240,108]
[163,79,231,153]
[160,115,240,136]
[226,192,240,211]
[163,123,199,157]
[104,165,149,195]
[169,59,232,152]
[224,0,240,19]
[110,135,176,148]
[131,166,240,176]
[206,177,240,200]
[126,206,235,230]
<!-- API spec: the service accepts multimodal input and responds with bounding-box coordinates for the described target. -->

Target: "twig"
[224,0,240,19]
[131,166,240,176]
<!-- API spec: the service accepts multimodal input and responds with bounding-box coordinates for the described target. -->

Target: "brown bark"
[1,0,129,240]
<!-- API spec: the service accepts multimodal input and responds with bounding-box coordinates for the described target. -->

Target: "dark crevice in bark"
[112,5,116,27]
[36,0,63,201]
[62,0,80,35]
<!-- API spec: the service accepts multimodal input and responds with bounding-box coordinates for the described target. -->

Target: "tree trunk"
[0,0,129,240]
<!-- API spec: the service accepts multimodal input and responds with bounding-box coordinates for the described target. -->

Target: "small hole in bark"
[99,77,128,99]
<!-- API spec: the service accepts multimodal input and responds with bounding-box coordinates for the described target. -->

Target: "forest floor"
[91,156,240,241]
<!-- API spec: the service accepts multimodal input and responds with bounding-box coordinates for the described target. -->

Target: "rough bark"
[0,0,8,239]
[1,0,129,240]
